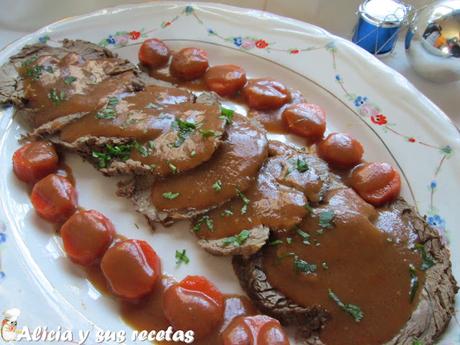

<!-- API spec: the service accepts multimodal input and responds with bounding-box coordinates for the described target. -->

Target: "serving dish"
[0,2,459,344]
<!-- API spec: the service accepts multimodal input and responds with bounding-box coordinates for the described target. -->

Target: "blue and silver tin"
[352,0,410,55]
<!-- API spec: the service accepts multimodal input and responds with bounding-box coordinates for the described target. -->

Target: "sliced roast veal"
[118,114,268,223]
[31,87,226,177]
[195,141,334,256]
[234,189,458,345]
[0,40,141,128]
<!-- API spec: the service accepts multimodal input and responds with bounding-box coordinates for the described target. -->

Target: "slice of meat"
[119,114,268,223]
[31,89,225,178]
[0,40,141,128]
[195,142,336,256]
[233,195,458,345]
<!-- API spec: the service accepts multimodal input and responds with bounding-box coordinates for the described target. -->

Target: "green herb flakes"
[96,97,119,119]
[145,102,160,109]
[414,243,435,271]
[328,289,364,322]
[269,239,283,246]
[296,158,309,173]
[193,215,214,232]
[133,141,149,157]
[286,237,293,245]
[293,257,317,274]
[162,192,180,200]
[319,210,335,229]
[199,129,219,138]
[236,189,250,214]
[92,151,111,168]
[221,209,233,217]
[190,150,196,157]
[174,119,197,147]
[168,162,178,174]
[63,75,77,84]
[48,88,66,105]
[212,180,223,192]
[222,229,250,247]
[25,65,44,80]
[219,107,234,124]
[175,249,190,266]
[409,264,419,303]
[276,252,296,262]
[296,228,311,245]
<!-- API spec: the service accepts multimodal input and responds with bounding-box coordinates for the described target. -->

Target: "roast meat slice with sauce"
[30,89,226,178]
[195,141,335,256]
[233,191,457,345]
[0,40,142,128]
[118,114,268,224]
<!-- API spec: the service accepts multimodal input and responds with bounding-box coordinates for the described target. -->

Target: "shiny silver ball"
[405,0,460,83]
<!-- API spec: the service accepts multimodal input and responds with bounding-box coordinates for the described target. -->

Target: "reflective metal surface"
[406,0,460,83]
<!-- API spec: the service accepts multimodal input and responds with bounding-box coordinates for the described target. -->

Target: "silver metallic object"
[405,0,460,83]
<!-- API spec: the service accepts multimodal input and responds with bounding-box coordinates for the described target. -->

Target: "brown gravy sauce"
[151,114,268,213]
[263,188,424,345]
[19,54,136,127]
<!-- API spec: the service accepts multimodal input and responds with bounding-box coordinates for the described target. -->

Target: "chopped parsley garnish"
[319,210,335,229]
[63,75,77,84]
[92,151,111,168]
[328,289,364,322]
[106,143,132,160]
[296,158,309,173]
[91,143,133,167]
[219,107,234,124]
[269,239,284,246]
[96,97,119,119]
[133,141,150,157]
[25,65,44,80]
[175,249,190,266]
[48,88,66,105]
[236,189,250,214]
[286,237,293,244]
[296,228,311,245]
[145,102,160,109]
[412,340,423,345]
[222,229,250,247]
[96,107,116,119]
[409,264,419,303]
[199,129,220,138]
[193,215,214,232]
[174,119,197,147]
[190,150,196,157]
[21,56,38,68]
[304,203,313,213]
[322,262,329,270]
[294,257,317,274]
[414,243,435,271]
[162,192,180,200]
[168,162,178,174]
[221,209,233,217]
[276,252,296,262]
[212,180,222,192]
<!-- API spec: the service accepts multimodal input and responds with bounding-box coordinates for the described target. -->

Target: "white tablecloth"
[1,0,458,127]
